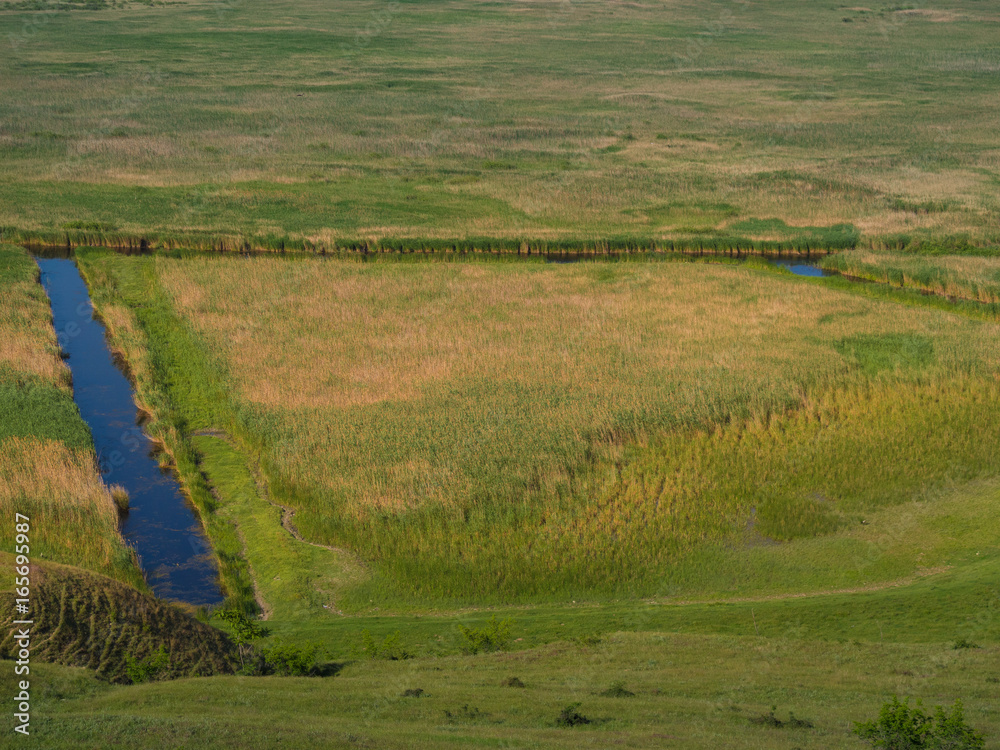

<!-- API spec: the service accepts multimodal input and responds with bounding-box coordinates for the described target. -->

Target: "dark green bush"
[853,697,984,749]
[125,645,170,684]
[260,639,324,676]
[555,703,591,727]
[599,680,635,698]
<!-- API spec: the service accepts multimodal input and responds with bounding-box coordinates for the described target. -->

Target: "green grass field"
[1,631,998,749]
[3,0,1000,746]
[1,0,999,251]
[26,248,987,748]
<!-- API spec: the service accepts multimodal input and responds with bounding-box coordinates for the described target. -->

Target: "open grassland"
[0,246,142,585]
[1,0,999,249]
[2,630,998,749]
[76,250,1000,612]
[823,249,1000,304]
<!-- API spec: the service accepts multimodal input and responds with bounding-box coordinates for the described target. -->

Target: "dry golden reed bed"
[139,254,1000,602]
[0,246,70,387]
[0,438,132,576]
[0,246,140,584]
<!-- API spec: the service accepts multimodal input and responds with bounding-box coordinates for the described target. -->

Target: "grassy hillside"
[0,245,142,585]
[1,0,999,249]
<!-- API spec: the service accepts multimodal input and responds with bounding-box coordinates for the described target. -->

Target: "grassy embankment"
[0,556,234,684]
[0,245,140,584]
[76,250,1000,629]
[823,249,1000,305]
[0,244,237,680]
[1,0,999,251]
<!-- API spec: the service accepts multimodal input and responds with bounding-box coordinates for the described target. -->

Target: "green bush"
[854,697,984,749]
[599,680,635,698]
[260,639,324,676]
[125,645,170,684]
[457,615,514,654]
[360,630,412,660]
[555,703,591,727]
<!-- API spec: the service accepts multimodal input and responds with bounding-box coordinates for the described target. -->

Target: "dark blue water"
[770,259,832,277]
[35,257,222,606]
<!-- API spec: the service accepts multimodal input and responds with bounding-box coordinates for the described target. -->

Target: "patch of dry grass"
[0,437,135,576]
[0,247,70,386]
[133,255,1000,602]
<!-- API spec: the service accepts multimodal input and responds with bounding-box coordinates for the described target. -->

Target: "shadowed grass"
[0,554,234,684]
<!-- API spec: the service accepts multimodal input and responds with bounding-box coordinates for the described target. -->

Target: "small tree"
[215,609,268,670]
[854,696,984,749]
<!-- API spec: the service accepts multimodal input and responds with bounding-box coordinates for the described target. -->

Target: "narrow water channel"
[769,258,832,277]
[35,256,223,606]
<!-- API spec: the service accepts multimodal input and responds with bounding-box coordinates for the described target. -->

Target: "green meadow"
[1,631,998,749]
[1,0,999,250]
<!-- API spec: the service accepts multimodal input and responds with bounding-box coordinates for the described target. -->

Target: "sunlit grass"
[5,630,999,749]
[79,250,1000,607]
[0,245,142,586]
[1,0,999,247]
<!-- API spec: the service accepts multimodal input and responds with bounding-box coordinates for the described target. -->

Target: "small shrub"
[749,708,784,728]
[457,615,513,654]
[125,645,170,684]
[749,706,814,729]
[953,638,980,650]
[572,634,602,647]
[854,696,984,749]
[361,630,412,660]
[599,680,635,698]
[555,702,591,727]
[260,639,324,676]
[214,609,268,670]
[109,484,130,513]
[443,704,487,723]
[986,677,999,684]
[401,688,424,698]
[502,676,526,688]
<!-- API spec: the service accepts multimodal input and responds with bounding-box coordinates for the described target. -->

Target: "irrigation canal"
[35,255,223,606]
